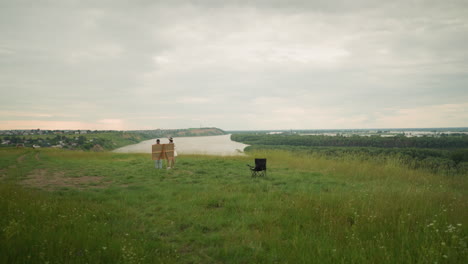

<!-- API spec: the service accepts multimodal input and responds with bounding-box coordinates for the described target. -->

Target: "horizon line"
[1,126,468,132]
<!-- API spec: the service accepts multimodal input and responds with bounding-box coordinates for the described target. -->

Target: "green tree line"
[231,134,468,149]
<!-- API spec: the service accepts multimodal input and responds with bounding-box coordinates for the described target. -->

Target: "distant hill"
[131,127,226,139]
[173,128,226,137]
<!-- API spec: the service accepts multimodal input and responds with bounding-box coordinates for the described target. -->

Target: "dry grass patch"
[21,169,111,190]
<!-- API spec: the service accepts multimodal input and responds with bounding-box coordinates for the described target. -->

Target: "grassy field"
[0,148,466,263]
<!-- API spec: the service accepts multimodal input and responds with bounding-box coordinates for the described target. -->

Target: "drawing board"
[151,143,175,160]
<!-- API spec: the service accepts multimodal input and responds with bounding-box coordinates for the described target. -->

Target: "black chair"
[247,158,267,177]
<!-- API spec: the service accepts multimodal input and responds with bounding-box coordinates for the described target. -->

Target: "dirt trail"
[9,153,27,169]
[16,154,26,163]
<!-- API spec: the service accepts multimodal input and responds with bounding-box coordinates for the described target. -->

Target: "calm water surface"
[113,134,249,156]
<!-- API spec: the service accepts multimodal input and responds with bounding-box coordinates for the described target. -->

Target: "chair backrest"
[255,159,267,170]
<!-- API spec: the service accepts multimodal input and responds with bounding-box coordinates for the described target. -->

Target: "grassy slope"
[0,148,467,263]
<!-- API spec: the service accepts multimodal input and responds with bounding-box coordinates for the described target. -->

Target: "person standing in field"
[154,139,163,169]
[167,137,177,169]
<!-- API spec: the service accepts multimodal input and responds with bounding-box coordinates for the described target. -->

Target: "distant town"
[0,129,121,150]
[0,129,111,136]
[0,128,226,150]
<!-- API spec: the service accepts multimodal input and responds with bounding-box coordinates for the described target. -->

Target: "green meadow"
[0,148,466,263]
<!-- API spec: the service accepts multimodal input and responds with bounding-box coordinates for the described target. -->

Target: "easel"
[152,144,175,167]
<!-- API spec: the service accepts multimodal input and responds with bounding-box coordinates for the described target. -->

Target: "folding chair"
[247,158,267,177]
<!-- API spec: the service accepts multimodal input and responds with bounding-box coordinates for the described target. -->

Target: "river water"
[113,134,249,156]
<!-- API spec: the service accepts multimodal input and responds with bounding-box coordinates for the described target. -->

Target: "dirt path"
[16,154,26,163]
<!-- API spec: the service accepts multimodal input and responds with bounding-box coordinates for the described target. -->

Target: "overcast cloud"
[1,0,467,130]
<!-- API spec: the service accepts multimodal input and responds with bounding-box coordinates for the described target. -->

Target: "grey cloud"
[1,0,467,129]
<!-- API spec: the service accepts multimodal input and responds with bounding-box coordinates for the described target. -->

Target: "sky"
[1,0,467,130]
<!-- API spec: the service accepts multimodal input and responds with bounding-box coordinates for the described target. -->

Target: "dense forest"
[231,133,468,149]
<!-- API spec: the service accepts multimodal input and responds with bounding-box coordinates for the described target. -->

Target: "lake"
[113,134,249,156]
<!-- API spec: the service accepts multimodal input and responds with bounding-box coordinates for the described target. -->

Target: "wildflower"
[445,224,456,233]
[102,246,107,250]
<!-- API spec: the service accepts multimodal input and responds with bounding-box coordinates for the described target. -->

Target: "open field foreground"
[1,148,467,263]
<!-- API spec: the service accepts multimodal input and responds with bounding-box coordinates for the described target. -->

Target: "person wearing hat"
[154,139,163,169]
[167,137,177,169]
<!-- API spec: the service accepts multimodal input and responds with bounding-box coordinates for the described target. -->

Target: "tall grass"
[0,148,466,263]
